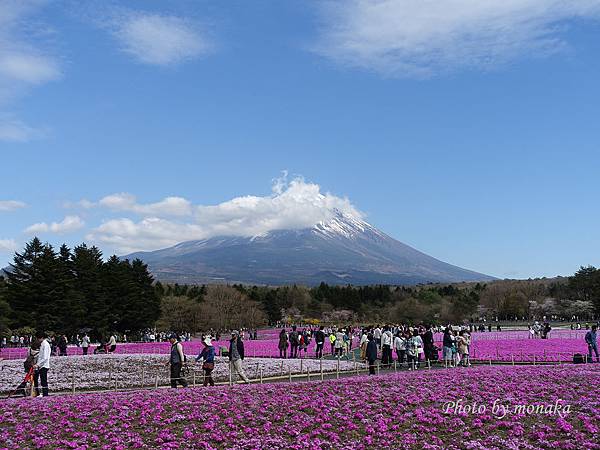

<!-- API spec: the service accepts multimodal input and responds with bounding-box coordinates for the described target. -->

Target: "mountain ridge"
[123,211,495,286]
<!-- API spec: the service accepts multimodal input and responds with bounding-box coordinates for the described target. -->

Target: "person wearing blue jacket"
[196,336,216,386]
[585,325,598,362]
[365,334,378,375]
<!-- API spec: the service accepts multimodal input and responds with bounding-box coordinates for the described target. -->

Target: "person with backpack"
[196,336,216,387]
[278,329,289,359]
[229,331,250,383]
[166,334,188,388]
[289,326,299,358]
[585,325,599,363]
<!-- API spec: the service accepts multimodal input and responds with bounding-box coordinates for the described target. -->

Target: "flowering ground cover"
[1,364,598,449]
[0,329,591,362]
[0,354,361,394]
[468,338,589,362]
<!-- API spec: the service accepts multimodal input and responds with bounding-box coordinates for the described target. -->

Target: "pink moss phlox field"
[0,329,590,361]
[1,365,599,449]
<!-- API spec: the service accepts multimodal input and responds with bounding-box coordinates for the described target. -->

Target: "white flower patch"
[0,354,363,393]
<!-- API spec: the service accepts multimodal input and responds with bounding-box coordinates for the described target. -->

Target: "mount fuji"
[123,211,494,286]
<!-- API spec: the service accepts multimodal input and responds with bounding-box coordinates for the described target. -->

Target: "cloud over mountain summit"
[86,175,362,254]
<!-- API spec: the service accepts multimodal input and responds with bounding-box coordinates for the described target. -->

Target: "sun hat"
[203,336,212,346]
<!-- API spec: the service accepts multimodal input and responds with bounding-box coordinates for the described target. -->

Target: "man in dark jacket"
[422,325,434,362]
[166,333,188,388]
[289,326,299,358]
[366,334,378,375]
[315,326,325,358]
[229,331,249,383]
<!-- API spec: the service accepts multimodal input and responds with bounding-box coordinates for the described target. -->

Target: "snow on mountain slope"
[123,211,494,286]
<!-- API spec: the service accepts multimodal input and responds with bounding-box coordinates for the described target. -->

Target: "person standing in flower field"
[407,329,423,370]
[422,325,434,362]
[33,332,51,397]
[334,328,345,357]
[373,325,382,350]
[442,327,454,368]
[289,326,299,358]
[329,330,336,355]
[365,334,378,375]
[81,333,90,355]
[229,331,250,383]
[315,326,325,358]
[359,328,369,360]
[16,339,40,397]
[108,334,117,353]
[585,325,599,363]
[278,329,289,358]
[166,334,188,388]
[456,330,470,367]
[196,336,216,387]
[393,331,406,367]
[381,326,393,367]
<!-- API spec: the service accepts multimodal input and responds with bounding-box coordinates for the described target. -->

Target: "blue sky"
[1,0,600,279]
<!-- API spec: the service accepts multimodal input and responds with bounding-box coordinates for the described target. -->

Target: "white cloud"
[99,193,193,217]
[87,175,362,253]
[0,1,60,86]
[313,0,600,76]
[110,12,210,66]
[0,0,60,141]
[63,199,96,209]
[0,239,18,252]
[0,51,60,85]
[0,118,45,142]
[0,200,26,211]
[88,218,205,254]
[25,215,85,234]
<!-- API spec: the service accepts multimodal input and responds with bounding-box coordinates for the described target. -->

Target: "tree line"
[157,267,600,329]
[1,238,159,339]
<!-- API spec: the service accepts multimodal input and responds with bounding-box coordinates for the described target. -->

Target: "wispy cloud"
[0,200,26,211]
[99,193,193,217]
[313,0,600,77]
[0,0,60,141]
[106,11,211,66]
[25,215,85,234]
[0,238,18,252]
[0,118,46,142]
[86,175,362,253]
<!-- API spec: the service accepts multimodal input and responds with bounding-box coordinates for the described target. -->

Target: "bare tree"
[199,285,266,330]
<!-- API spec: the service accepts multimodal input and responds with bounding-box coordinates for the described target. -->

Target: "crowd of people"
[5,320,600,398]
[166,330,249,389]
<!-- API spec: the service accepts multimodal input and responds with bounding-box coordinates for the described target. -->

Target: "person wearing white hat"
[196,336,216,386]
